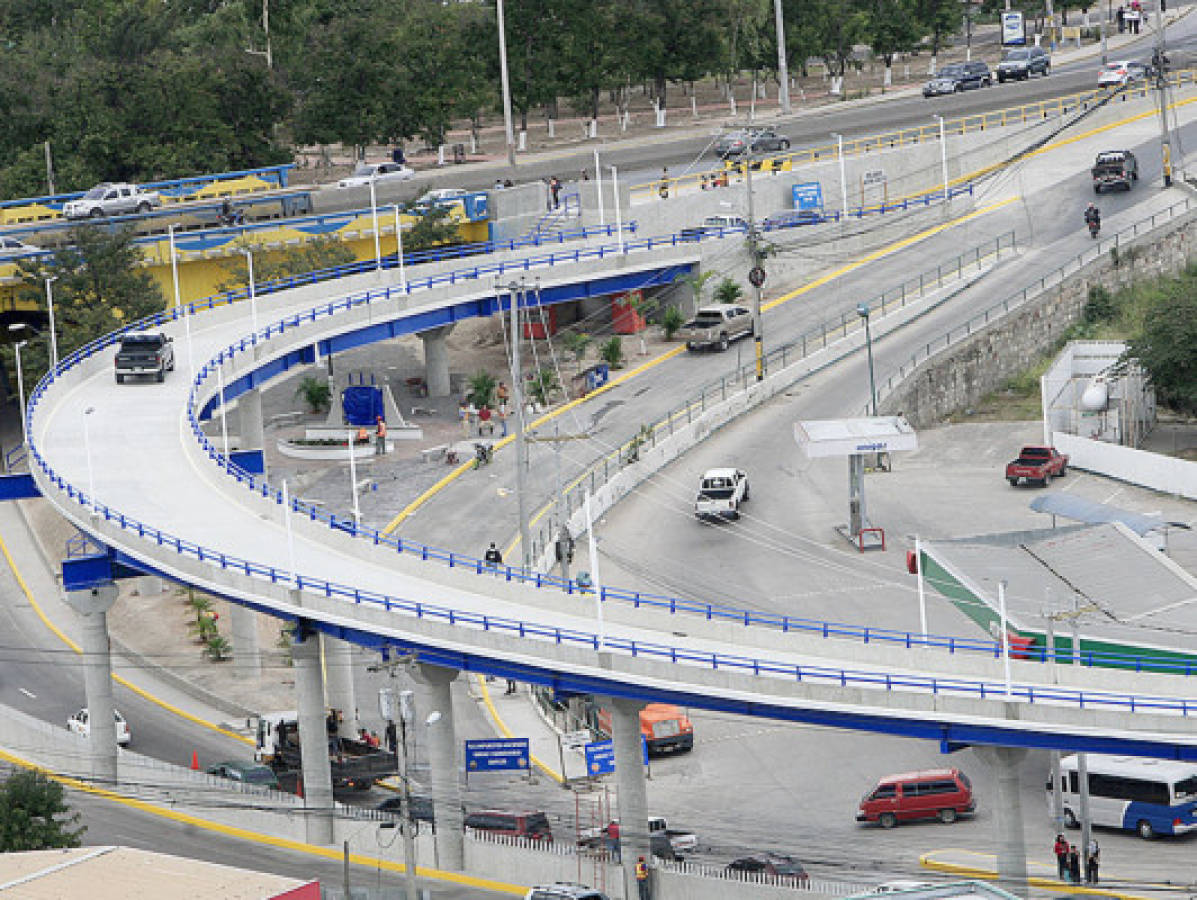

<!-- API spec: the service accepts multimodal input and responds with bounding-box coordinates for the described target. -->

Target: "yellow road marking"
[0,529,253,746]
[475,674,565,784]
[921,848,1158,900]
[0,744,525,896]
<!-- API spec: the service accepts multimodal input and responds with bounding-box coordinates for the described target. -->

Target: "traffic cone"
[190,750,199,770]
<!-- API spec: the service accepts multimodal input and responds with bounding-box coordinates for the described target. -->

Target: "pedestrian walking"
[374,416,387,455]
[385,720,398,753]
[504,678,516,694]
[496,380,509,408]
[498,405,508,437]
[549,176,562,209]
[1086,838,1100,884]
[1068,845,1081,883]
[1116,5,1125,32]
[658,167,670,199]
[484,542,503,570]
[635,855,651,900]
[1053,834,1069,880]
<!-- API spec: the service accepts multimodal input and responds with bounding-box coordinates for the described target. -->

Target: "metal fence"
[866,196,1197,414]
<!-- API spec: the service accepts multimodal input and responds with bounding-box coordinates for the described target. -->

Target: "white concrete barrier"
[1053,431,1197,500]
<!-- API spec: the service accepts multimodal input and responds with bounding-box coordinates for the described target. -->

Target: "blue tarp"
[342,386,383,426]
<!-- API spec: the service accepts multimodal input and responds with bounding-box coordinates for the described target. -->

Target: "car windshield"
[351,164,376,177]
[1104,63,1125,71]
[82,187,107,199]
[692,314,723,325]
[773,861,805,876]
[1004,50,1029,60]
[526,814,551,835]
[241,767,276,785]
[121,336,161,347]
[939,65,965,76]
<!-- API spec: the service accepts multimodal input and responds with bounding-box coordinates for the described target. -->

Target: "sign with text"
[792,182,823,211]
[862,169,887,186]
[465,738,530,772]
[1002,11,1025,45]
[584,737,650,776]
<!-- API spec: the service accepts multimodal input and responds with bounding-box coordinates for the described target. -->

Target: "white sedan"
[337,161,415,188]
[1098,60,1149,87]
[67,708,131,746]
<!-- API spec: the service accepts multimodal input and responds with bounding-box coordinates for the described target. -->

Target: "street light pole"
[12,339,26,444]
[609,165,624,252]
[509,281,532,571]
[44,276,58,369]
[83,406,97,514]
[244,250,259,338]
[744,150,764,382]
[1153,0,1174,187]
[831,133,849,216]
[773,0,791,115]
[856,303,876,416]
[397,690,420,900]
[495,0,517,167]
[935,114,949,205]
[369,177,382,270]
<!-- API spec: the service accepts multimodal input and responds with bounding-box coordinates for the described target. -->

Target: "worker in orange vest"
[635,856,650,899]
[374,416,387,456]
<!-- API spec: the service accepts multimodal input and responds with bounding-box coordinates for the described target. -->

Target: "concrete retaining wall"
[878,209,1197,428]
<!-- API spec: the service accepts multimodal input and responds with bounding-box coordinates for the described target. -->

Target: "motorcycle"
[1088,218,1100,239]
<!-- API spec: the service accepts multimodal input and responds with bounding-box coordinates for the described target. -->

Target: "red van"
[857,768,975,828]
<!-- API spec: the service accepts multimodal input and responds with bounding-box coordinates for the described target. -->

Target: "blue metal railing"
[23,192,1197,712]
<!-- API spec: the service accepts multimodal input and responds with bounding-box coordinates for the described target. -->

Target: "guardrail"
[867,196,1196,413]
[24,213,1197,717]
[630,71,1196,201]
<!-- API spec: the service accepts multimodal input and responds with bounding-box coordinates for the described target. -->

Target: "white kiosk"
[793,417,918,551]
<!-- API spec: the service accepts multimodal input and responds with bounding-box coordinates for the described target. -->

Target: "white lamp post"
[609,165,623,253]
[83,406,97,514]
[369,177,382,271]
[44,276,58,369]
[12,337,27,444]
[244,249,259,338]
[831,133,849,216]
[934,115,949,205]
[392,204,406,292]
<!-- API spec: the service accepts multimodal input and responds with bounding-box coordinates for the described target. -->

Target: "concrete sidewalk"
[921,848,1185,900]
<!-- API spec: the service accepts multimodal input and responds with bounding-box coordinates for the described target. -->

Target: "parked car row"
[925,52,1154,97]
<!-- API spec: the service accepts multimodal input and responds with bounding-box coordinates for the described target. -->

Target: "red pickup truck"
[1005,446,1068,486]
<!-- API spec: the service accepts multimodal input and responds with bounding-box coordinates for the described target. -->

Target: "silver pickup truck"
[680,304,753,351]
[64,182,161,219]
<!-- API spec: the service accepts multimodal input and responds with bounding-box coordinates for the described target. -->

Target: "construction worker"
[374,416,387,456]
[635,856,650,900]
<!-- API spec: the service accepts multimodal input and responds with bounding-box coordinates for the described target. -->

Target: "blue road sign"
[584,737,649,776]
[465,738,530,772]
[793,182,823,212]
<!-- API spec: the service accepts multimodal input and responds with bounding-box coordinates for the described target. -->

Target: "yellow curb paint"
[0,530,252,746]
[919,849,1157,900]
[0,745,526,895]
[475,674,565,784]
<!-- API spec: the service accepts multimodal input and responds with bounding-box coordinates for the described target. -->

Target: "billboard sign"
[1002,12,1026,45]
[465,738,530,772]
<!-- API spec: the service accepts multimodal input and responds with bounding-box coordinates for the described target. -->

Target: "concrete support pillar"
[418,326,455,398]
[322,634,359,738]
[293,627,335,845]
[976,745,1029,897]
[229,603,261,679]
[67,585,119,787]
[609,698,650,899]
[414,663,464,871]
[238,387,265,454]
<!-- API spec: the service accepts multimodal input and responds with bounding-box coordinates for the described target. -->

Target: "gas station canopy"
[793,417,918,458]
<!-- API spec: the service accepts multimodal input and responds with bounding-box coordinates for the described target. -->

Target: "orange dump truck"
[598,703,694,756]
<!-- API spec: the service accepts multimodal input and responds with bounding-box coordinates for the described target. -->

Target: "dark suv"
[114,331,175,384]
[997,46,1050,81]
[923,61,991,96]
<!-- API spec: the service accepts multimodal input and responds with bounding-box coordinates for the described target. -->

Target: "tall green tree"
[864,0,920,88]
[1123,270,1197,415]
[0,770,84,852]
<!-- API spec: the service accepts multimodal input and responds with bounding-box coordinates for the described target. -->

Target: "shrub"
[714,278,744,305]
[663,307,686,340]
[296,376,331,413]
[600,336,624,368]
[467,370,497,409]
[528,368,560,406]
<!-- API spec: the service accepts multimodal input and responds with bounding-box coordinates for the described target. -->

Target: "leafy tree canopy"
[0,770,85,853]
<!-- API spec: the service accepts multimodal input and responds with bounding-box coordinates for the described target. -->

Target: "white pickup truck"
[694,467,749,520]
[579,816,698,858]
[680,304,754,351]
[64,182,161,219]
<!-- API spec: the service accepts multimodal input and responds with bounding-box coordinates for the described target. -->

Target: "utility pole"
[509,282,532,569]
[526,423,589,582]
[743,149,765,381]
[43,142,55,195]
[495,0,517,167]
[773,0,791,115]
[1152,1,1174,186]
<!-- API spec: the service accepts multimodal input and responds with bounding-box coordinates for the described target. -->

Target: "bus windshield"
[1174,775,1197,800]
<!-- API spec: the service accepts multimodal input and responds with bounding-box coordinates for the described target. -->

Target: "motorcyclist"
[219,197,234,226]
[1084,203,1101,228]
